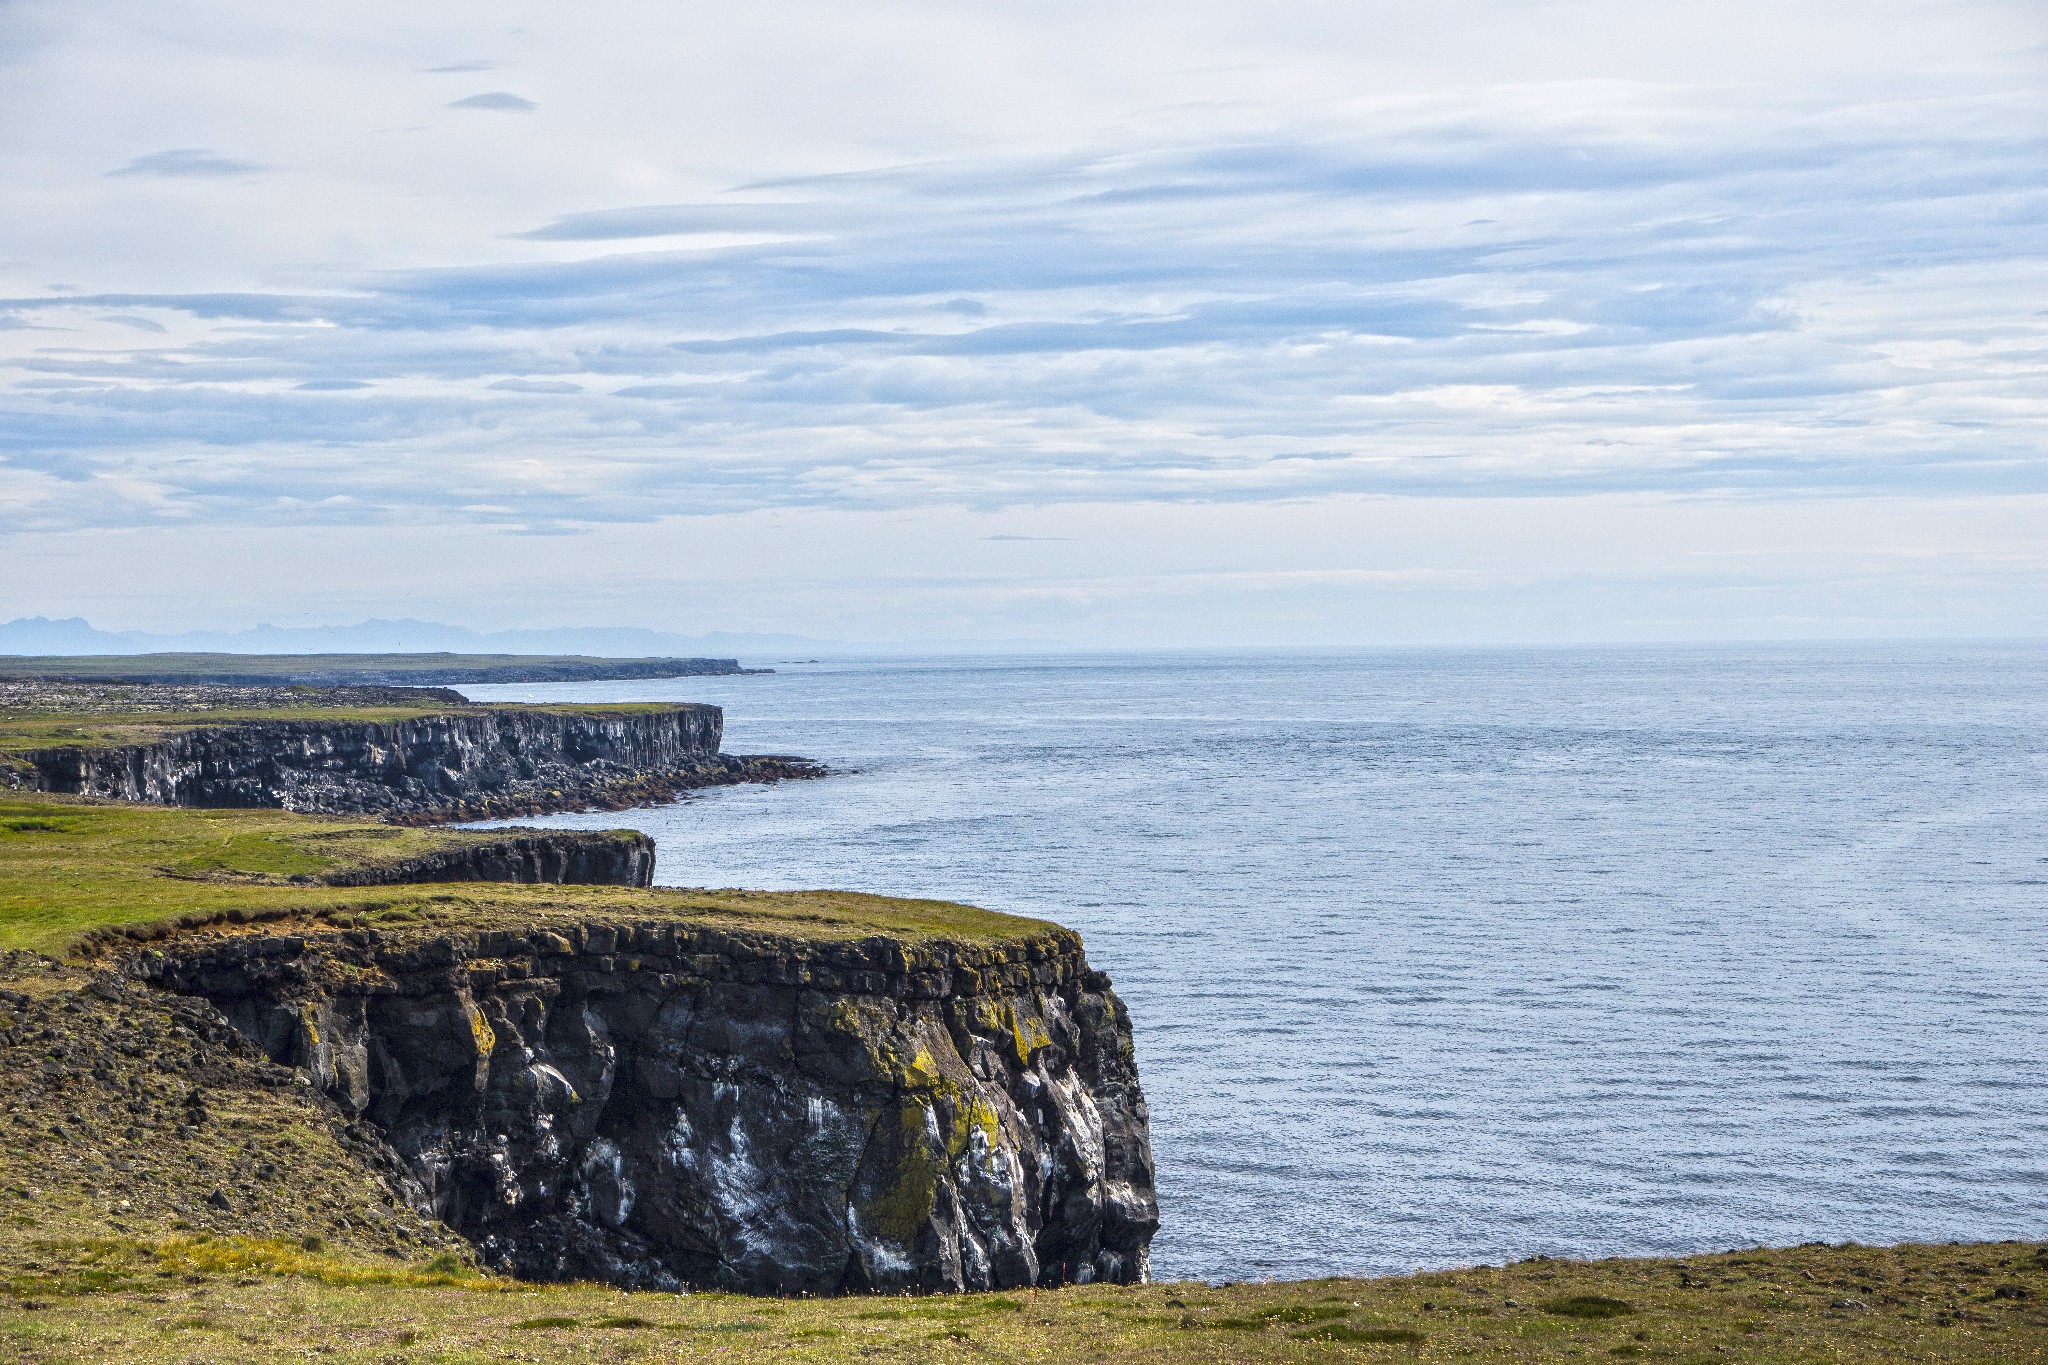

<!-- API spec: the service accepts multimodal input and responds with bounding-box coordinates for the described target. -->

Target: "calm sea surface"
[463,644,2048,1281]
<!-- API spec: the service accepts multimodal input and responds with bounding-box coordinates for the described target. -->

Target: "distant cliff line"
[1,685,819,822]
[0,651,769,687]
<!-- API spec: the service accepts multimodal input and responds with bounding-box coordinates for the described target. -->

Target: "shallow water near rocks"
[464,642,2048,1282]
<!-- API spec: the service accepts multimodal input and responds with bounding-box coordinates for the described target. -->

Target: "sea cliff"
[5,697,816,822]
[0,678,1155,1298]
[131,918,1156,1293]
[0,785,1158,1296]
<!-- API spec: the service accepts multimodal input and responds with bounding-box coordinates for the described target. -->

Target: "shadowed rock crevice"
[134,922,1158,1294]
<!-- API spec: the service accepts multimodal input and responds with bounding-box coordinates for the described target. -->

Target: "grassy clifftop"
[0,794,1049,953]
[0,680,692,759]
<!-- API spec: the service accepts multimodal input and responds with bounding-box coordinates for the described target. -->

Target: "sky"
[0,0,2043,647]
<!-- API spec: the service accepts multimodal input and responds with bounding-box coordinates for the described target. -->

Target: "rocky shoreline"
[0,675,1156,1297]
[3,684,824,822]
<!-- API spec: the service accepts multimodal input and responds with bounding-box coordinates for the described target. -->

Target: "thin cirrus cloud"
[488,378,583,394]
[511,203,821,241]
[3,86,2043,535]
[445,92,536,112]
[106,148,263,178]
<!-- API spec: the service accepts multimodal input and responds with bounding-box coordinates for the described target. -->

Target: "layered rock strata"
[134,920,1158,1294]
[13,705,817,821]
[308,830,657,889]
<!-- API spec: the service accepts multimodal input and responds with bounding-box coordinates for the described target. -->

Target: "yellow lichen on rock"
[1007,999,1053,1067]
[465,1001,497,1057]
[860,1098,949,1250]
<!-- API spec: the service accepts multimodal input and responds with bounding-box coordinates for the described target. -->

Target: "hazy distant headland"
[0,651,763,687]
[0,616,1063,659]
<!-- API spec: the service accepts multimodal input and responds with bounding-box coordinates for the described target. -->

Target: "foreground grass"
[0,794,1049,952]
[0,1239,2038,1363]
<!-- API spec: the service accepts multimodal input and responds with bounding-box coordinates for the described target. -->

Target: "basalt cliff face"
[133,920,1157,1294]
[309,830,657,889]
[15,706,812,821]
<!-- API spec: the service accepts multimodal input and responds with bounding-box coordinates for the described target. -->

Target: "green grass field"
[0,793,1049,954]
[0,1235,2037,1363]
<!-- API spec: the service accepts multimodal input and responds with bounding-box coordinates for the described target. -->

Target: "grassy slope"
[0,1236,2039,1363]
[0,794,1047,953]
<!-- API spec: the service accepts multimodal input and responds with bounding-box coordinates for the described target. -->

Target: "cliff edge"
[1,790,1158,1294]
[133,916,1155,1293]
[0,684,818,821]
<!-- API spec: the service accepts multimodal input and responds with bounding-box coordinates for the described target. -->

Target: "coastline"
[0,672,2039,1362]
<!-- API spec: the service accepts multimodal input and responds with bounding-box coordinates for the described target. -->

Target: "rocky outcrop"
[132,920,1157,1295]
[309,830,657,889]
[13,705,818,821]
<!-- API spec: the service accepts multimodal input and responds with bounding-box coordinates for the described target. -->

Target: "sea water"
[463,643,2048,1280]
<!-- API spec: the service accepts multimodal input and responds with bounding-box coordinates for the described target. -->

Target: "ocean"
[462,642,2048,1281]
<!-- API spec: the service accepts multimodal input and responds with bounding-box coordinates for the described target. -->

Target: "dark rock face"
[310,830,657,889]
[135,922,1158,1294]
[14,705,812,820]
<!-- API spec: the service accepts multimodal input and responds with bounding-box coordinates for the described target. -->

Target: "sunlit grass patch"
[0,791,1053,952]
[0,1240,2042,1363]
[14,1236,492,1296]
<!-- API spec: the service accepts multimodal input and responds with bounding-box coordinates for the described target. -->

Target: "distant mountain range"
[0,616,1063,660]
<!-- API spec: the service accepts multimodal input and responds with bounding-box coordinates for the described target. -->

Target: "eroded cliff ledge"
[6,695,818,822]
[132,915,1157,1294]
[304,828,657,889]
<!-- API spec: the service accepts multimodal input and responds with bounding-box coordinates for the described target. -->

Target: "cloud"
[488,378,582,393]
[445,92,536,112]
[425,61,497,73]
[1,11,2042,538]
[512,203,816,241]
[106,148,262,178]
